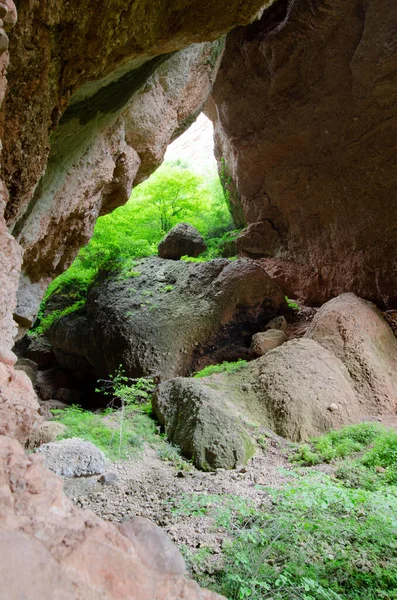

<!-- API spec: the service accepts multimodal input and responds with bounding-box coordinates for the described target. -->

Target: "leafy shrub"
[173,475,397,600]
[193,359,247,378]
[290,422,385,465]
[285,296,300,310]
[32,162,235,333]
[32,300,85,336]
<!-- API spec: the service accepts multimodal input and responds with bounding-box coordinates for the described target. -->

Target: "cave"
[0,0,396,598]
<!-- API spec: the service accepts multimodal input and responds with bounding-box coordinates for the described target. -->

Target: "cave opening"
[14,112,261,411]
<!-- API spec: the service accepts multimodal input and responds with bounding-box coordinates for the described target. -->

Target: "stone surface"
[0,360,41,444]
[211,0,397,307]
[48,257,286,381]
[19,334,56,368]
[306,293,397,413]
[153,378,256,471]
[119,517,186,576]
[264,316,288,333]
[14,359,37,385]
[39,399,70,411]
[56,387,82,403]
[0,435,224,599]
[37,437,106,477]
[155,334,381,461]
[251,329,288,357]
[3,2,269,323]
[36,366,78,401]
[158,223,207,260]
[26,421,66,450]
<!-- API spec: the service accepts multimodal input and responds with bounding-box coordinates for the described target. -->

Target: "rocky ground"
[62,432,329,572]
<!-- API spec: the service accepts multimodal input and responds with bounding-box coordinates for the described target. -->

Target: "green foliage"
[52,404,140,460]
[32,162,234,333]
[193,359,247,378]
[285,296,300,310]
[32,300,85,336]
[174,474,397,600]
[290,422,385,465]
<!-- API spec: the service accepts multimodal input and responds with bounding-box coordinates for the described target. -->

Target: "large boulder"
[153,377,256,471]
[37,438,106,477]
[158,223,207,259]
[250,339,362,441]
[0,435,224,599]
[48,257,286,381]
[306,293,397,413]
[154,338,362,466]
[210,0,397,307]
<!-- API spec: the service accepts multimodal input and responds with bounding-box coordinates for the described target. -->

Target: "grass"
[168,422,397,599]
[52,403,191,469]
[193,359,247,378]
[173,473,397,600]
[289,422,385,465]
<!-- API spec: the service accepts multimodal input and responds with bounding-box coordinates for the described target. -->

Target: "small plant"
[95,366,155,456]
[290,422,385,465]
[285,296,300,310]
[159,284,174,293]
[172,474,397,600]
[181,255,206,263]
[193,359,247,378]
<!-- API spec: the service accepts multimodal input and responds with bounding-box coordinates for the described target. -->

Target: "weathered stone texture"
[0,435,224,599]
[211,0,397,306]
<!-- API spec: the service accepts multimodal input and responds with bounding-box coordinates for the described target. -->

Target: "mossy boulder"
[153,378,256,471]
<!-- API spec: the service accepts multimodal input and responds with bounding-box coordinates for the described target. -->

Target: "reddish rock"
[119,517,186,576]
[211,0,397,307]
[306,293,397,413]
[2,1,272,325]
[0,435,224,599]
[0,361,41,444]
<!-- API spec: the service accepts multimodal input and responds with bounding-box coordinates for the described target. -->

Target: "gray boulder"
[251,329,288,356]
[37,438,106,477]
[153,337,367,468]
[153,377,256,471]
[48,257,286,381]
[158,223,206,259]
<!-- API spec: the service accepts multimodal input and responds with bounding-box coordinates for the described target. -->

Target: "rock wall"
[211,0,397,307]
[2,0,274,327]
[12,40,226,327]
[0,1,275,598]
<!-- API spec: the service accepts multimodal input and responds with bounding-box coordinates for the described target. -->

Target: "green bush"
[174,475,397,600]
[290,422,385,465]
[32,162,235,333]
[193,359,247,378]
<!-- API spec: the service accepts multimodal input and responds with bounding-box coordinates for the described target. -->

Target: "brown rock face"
[306,293,397,413]
[2,0,274,326]
[0,436,224,600]
[211,0,397,307]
